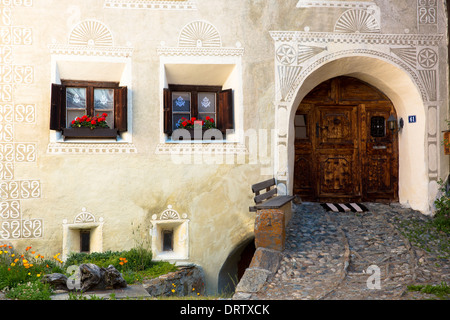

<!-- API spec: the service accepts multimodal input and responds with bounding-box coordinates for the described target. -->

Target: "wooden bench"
[249,178,296,251]
[249,178,295,212]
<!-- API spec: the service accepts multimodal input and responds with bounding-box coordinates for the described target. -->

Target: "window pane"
[370,116,386,137]
[295,114,306,127]
[173,113,191,130]
[295,127,307,139]
[67,110,85,128]
[198,92,216,113]
[100,111,114,128]
[295,115,307,139]
[94,89,114,110]
[66,87,86,110]
[198,113,216,123]
[172,92,191,113]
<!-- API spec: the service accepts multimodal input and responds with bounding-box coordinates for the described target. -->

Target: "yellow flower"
[10,263,15,267]
[36,274,41,277]
[171,289,175,293]
[11,253,15,257]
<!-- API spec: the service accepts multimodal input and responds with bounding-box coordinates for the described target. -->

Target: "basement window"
[80,230,91,253]
[162,230,174,252]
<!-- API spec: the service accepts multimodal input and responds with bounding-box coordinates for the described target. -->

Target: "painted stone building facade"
[0,0,448,293]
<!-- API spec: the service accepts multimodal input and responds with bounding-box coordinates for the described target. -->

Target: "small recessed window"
[162,230,174,252]
[80,230,90,253]
[295,114,307,139]
[370,116,386,137]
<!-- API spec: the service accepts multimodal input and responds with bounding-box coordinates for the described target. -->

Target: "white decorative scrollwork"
[74,208,96,223]
[178,20,221,48]
[160,205,181,220]
[418,48,438,69]
[334,9,380,33]
[69,19,114,47]
[276,44,296,65]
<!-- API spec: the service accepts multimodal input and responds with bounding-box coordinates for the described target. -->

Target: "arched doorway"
[217,237,255,294]
[293,76,399,203]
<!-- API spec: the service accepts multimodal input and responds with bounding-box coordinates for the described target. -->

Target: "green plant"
[4,281,53,300]
[176,116,216,129]
[407,282,450,300]
[0,244,64,291]
[433,179,450,233]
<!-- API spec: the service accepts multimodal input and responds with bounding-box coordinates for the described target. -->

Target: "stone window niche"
[150,205,189,261]
[62,208,104,260]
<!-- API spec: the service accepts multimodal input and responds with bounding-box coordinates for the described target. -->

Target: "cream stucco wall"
[0,0,448,294]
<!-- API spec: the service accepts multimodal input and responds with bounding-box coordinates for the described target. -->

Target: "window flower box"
[62,127,118,139]
[171,116,224,140]
[172,128,224,141]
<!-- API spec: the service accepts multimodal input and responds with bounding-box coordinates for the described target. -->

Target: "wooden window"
[164,85,233,135]
[50,81,128,137]
[370,116,386,138]
[295,114,308,139]
[80,230,90,253]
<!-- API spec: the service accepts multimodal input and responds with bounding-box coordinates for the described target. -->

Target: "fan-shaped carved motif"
[334,9,380,33]
[160,205,181,220]
[74,209,96,223]
[69,20,114,47]
[178,21,221,47]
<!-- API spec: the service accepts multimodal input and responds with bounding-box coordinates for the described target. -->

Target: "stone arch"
[283,53,430,212]
[217,235,255,294]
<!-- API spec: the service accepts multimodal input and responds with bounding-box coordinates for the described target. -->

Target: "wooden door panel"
[317,151,358,198]
[362,103,398,201]
[316,106,357,148]
[293,153,315,199]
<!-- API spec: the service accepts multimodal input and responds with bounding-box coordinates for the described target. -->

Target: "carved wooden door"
[315,105,360,201]
[294,76,399,203]
[361,102,398,202]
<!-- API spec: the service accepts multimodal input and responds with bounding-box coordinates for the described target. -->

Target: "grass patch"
[0,243,178,300]
[407,282,450,300]
[65,250,178,284]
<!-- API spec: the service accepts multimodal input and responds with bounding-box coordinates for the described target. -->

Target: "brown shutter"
[114,86,128,132]
[163,88,172,134]
[218,89,233,133]
[50,83,65,130]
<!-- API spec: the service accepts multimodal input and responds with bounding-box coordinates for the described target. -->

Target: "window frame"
[50,80,128,139]
[164,84,233,136]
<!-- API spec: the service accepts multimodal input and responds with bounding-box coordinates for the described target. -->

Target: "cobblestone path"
[251,202,449,300]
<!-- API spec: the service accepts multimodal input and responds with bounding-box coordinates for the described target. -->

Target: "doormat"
[320,203,369,213]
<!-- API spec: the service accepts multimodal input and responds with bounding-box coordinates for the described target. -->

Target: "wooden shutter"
[50,83,65,130]
[163,88,172,134]
[114,86,128,132]
[218,89,233,133]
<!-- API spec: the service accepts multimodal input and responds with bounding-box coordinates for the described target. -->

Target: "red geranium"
[71,113,109,129]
